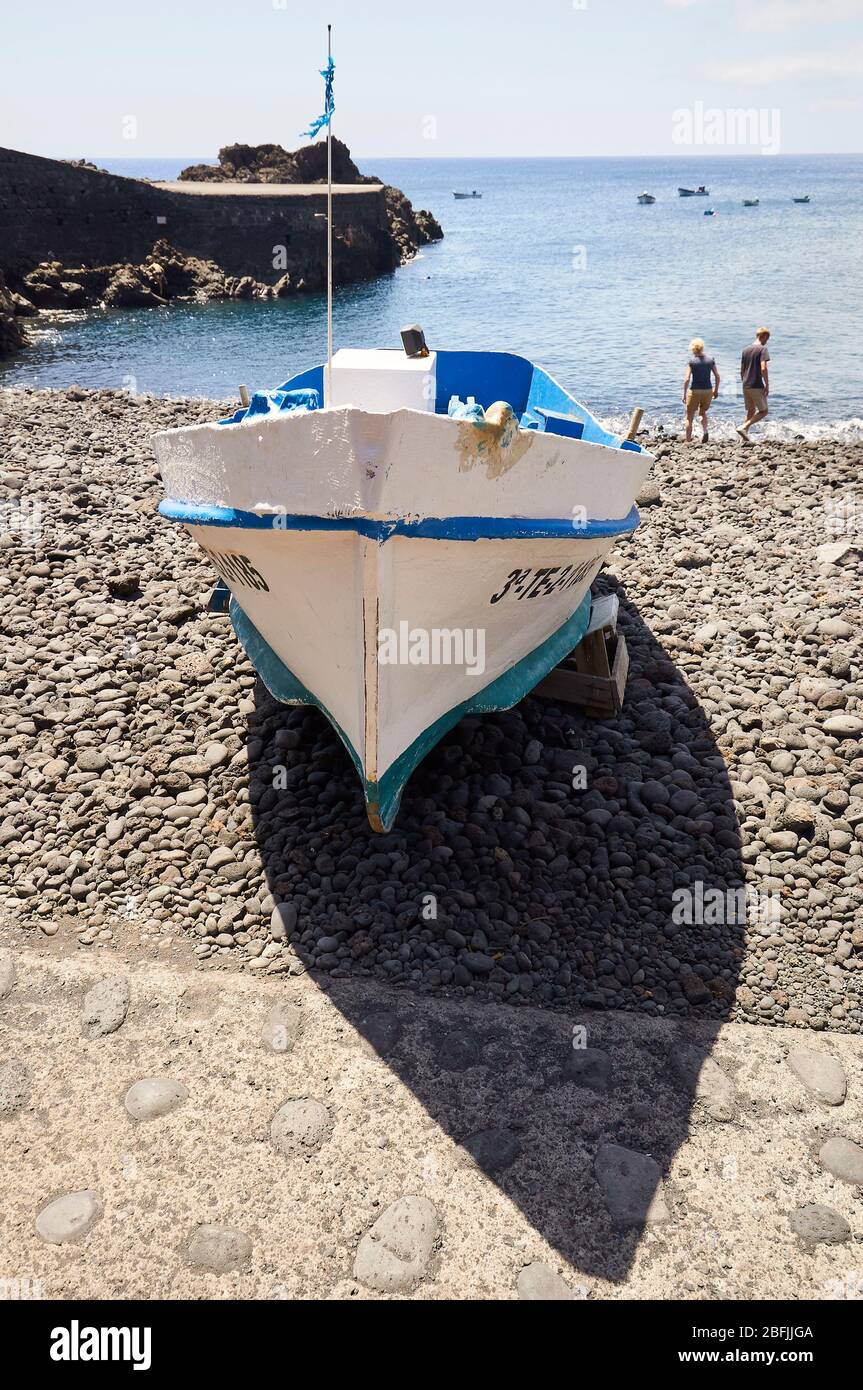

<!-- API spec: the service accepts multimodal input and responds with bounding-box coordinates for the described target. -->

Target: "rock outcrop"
[0,270,25,355]
[19,240,280,313]
[179,138,365,186]
[179,138,443,264]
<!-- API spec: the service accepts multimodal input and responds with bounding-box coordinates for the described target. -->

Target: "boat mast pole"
[326,22,333,402]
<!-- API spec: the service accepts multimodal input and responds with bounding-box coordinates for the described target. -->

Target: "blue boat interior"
[218,349,644,454]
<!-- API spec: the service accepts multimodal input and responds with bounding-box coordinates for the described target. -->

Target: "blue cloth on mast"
[301,56,335,139]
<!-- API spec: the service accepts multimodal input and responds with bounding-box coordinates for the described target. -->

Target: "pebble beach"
[2,386,861,1035]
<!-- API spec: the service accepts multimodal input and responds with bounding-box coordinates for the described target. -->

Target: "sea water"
[2,154,861,440]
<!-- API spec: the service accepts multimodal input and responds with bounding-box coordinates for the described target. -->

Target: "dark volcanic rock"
[178,137,443,265]
[0,270,25,353]
[180,137,366,187]
[22,242,240,312]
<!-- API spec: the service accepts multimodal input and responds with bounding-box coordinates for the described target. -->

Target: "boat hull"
[178,518,631,829]
[154,352,651,830]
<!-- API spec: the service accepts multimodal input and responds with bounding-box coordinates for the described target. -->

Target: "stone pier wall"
[0,146,397,288]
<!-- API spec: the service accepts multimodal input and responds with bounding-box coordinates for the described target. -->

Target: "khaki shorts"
[686,389,713,412]
[743,387,768,414]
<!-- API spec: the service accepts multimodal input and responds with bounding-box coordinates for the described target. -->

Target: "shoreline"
[1,386,861,1035]
[1,382,861,445]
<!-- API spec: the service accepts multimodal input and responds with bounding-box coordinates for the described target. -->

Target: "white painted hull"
[186,521,617,803]
[155,404,646,526]
[154,356,651,828]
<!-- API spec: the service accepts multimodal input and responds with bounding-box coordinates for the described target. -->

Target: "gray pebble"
[353,1196,438,1293]
[357,1009,402,1053]
[36,1190,102,1243]
[594,1143,670,1227]
[463,952,496,975]
[819,1137,863,1184]
[270,1098,331,1155]
[0,952,16,1000]
[124,1077,189,1121]
[824,714,863,735]
[464,1128,521,1173]
[788,1048,847,1106]
[673,1045,737,1122]
[82,976,130,1038]
[789,1204,851,1245]
[186,1223,252,1273]
[0,1060,30,1116]
[261,1002,302,1053]
[270,902,298,938]
[517,1262,579,1300]
[437,1030,482,1071]
[563,1046,611,1092]
[206,846,235,871]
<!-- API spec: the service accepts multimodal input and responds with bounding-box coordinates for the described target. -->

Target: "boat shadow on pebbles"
[246,575,746,1280]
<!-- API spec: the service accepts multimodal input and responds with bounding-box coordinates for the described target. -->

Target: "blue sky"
[3,0,862,158]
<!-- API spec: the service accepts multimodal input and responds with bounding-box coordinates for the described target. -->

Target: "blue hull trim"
[230,591,594,832]
[160,499,640,543]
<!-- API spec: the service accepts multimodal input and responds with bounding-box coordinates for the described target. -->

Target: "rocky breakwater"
[0,389,861,1034]
[0,142,443,351]
[178,137,443,265]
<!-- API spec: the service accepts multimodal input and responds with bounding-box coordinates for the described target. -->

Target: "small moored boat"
[742,198,759,207]
[453,190,482,199]
[154,344,651,830]
[679,185,709,197]
[637,192,656,205]
[793,195,811,203]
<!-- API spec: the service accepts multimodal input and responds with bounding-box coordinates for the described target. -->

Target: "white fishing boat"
[678,185,709,197]
[154,343,652,830]
[637,192,656,205]
[453,190,482,199]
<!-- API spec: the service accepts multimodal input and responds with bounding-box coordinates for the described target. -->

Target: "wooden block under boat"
[533,594,629,715]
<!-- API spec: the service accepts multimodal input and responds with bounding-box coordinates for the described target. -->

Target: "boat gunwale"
[151,349,652,457]
[151,402,651,459]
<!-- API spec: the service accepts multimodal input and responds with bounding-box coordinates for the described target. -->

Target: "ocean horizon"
[3,152,861,440]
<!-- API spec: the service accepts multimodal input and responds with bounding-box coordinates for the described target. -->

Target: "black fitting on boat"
[400,324,429,358]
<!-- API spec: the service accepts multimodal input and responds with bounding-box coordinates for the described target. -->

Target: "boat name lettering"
[201,547,270,592]
[489,558,596,605]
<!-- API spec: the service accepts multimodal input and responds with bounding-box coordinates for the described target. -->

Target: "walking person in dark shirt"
[737,327,771,443]
[682,338,720,443]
